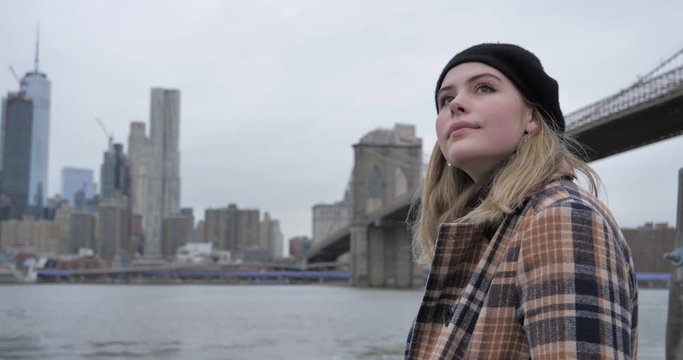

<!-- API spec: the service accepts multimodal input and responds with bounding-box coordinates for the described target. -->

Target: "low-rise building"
[0,219,61,255]
[289,236,312,259]
[622,222,675,273]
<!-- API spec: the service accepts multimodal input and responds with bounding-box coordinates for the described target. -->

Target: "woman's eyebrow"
[466,72,502,84]
[437,73,503,98]
[436,85,455,98]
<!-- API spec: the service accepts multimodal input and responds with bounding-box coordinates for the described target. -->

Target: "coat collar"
[438,213,519,357]
[408,212,522,358]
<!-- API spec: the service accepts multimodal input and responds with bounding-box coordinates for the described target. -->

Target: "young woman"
[405,43,638,359]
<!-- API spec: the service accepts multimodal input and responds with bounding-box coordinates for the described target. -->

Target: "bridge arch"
[350,124,423,287]
[367,165,384,213]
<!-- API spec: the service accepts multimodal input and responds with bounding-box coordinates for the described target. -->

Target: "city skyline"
[1,1,683,240]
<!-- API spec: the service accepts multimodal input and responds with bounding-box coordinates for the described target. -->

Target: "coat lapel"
[406,222,488,359]
[438,213,518,359]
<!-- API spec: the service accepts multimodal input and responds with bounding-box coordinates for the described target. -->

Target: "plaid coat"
[405,179,638,359]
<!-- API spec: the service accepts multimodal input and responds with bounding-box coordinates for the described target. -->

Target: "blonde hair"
[409,107,600,265]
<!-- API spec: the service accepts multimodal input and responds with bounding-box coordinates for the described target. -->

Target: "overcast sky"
[1,0,682,244]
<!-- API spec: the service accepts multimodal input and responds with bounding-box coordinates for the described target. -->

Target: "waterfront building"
[0,219,60,255]
[161,213,192,258]
[260,212,272,250]
[127,121,148,217]
[622,222,675,273]
[0,92,33,220]
[129,214,144,255]
[203,208,226,246]
[180,207,194,224]
[144,88,181,257]
[269,219,284,259]
[61,167,95,207]
[52,201,70,253]
[203,204,266,260]
[312,198,351,244]
[96,196,128,262]
[289,236,312,259]
[226,204,259,259]
[180,207,196,242]
[260,213,284,259]
[70,211,96,253]
[19,36,51,219]
[127,122,151,255]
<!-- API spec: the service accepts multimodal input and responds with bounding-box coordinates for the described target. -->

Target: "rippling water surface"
[0,285,667,359]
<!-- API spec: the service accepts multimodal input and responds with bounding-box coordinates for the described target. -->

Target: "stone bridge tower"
[350,124,423,287]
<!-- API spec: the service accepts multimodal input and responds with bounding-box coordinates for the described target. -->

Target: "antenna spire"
[34,24,40,73]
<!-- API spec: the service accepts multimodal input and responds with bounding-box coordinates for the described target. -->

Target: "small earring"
[447,163,452,167]
[522,135,530,144]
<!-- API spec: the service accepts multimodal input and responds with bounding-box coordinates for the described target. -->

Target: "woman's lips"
[448,121,478,138]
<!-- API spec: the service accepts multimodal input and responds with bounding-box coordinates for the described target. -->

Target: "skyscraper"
[0,92,34,220]
[100,143,130,199]
[260,212,284,259]
[127,122,148,217]
[180,207,196,242]
[144,88,181,256]
[20,33,51,219]
[61,167,95,207]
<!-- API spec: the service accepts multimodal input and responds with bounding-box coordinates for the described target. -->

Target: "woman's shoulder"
[525,178,609,219]
[519,178,630,257]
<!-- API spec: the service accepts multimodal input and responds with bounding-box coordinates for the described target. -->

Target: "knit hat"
[434,43,564,133]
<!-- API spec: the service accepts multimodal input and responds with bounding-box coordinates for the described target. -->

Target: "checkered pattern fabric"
[405,180,638,359]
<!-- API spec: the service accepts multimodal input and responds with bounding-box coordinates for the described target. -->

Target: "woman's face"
[435,62,536,182]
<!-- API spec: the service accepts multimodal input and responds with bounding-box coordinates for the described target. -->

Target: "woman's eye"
[440,96,454,108]
[475,83,495,94]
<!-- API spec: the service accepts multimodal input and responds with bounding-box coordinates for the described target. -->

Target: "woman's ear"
[525,119,539,135]
[524,110,539,135]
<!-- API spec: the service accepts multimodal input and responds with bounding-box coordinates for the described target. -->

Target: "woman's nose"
[449,97,468,116]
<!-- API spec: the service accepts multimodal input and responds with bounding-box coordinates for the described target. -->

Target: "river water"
[0,285,667,359]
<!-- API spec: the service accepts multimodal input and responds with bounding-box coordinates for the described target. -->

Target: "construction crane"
[94,117,114,147]
[7,65,20,85]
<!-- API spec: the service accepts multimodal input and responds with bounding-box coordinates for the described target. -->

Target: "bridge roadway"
[38,261,350,283]
[567,63,683,161]
[307,192,411,263]
[307,61,683,265]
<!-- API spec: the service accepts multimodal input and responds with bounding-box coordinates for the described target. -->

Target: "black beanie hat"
[434,43,565,133]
